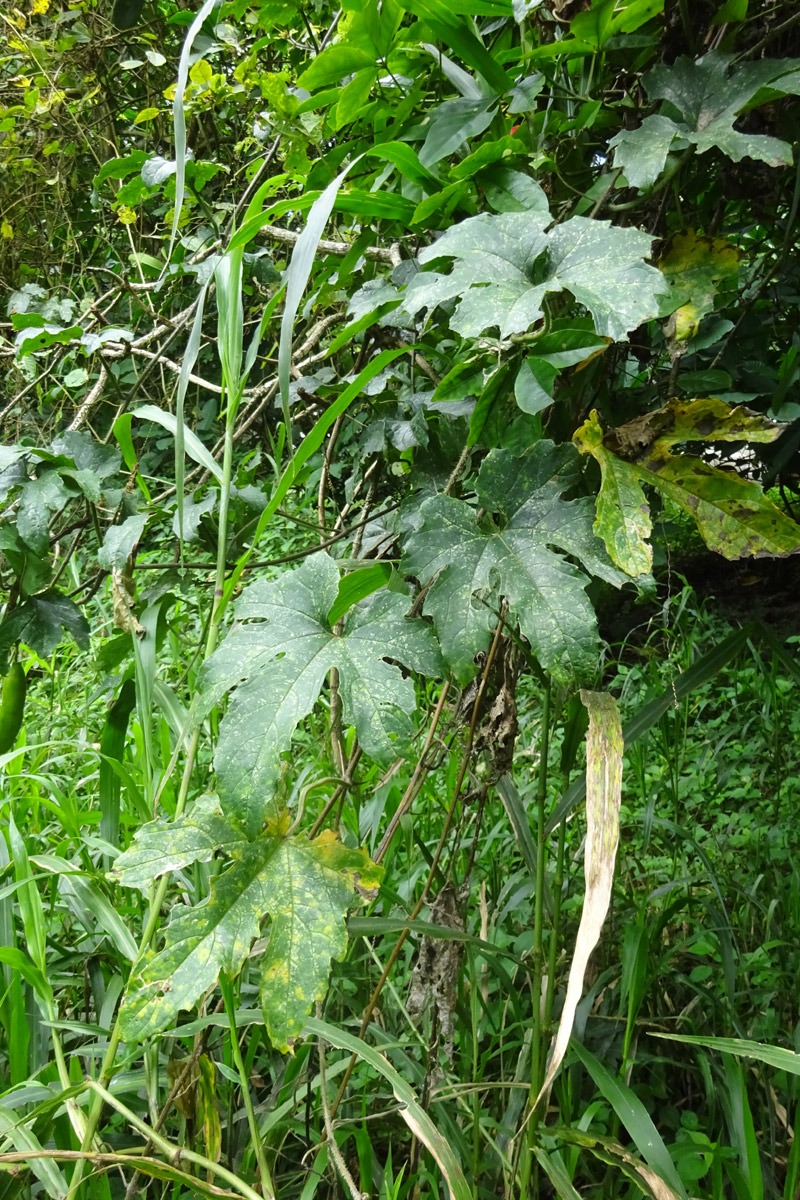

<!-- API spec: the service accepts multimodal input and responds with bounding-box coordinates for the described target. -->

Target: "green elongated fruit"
[0,662,27,755]
[99,678,136,851]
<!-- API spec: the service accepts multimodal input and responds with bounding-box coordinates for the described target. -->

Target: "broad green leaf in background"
[574,402,800,571]
[401,442,625,686]
[200,552,443,836]
[402,212,665,340]
[113,805,382,1051]
[18,472,71,555]
[609,114,688,189]
[419,97,498,168]
[98,514,148,570]
[535,691,622,1105]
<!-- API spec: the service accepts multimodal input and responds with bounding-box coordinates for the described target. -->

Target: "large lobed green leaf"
[401,211,666,341]
[200,552,443,836]
[611,52,800,187]
[402,441,625,686]
[112,804,382,1052]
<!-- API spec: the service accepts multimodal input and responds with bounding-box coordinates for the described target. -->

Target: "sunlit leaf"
[402,212,665,340]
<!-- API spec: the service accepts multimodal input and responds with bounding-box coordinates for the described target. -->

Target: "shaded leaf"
[18,472,71,554]
[51,430,121,479]
[0,589,90,671]
[609,114,685,189]
[403,212,665,340]
[646,51,800,166]
[99,514,148,570]
[401,442,624,685]
[420,97,498,168]
[200,552,443,835]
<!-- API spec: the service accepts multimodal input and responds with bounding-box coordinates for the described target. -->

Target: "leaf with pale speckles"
[199,552,444,837]
[401,211,665,341]
[646,51,800,168]
[401,441,626,686]
[115,808,381,1051]
[108,794,241,890]
[574,401,800,571]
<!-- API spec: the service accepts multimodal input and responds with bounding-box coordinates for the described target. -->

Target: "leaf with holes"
[574,401,800,572]
[401,211,665,341]
[199,552,443,836]
[401,441,626,686]
[113,804,381,1051]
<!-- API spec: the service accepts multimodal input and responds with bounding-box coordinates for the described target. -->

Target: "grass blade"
[128,404,223,484]
[536,691,622,1105]
[571,1040,687,1199]
[654,1032,800,1076]
[0,1104,68,1199]
[304,1017,471,1200]
[162,0,220,273]
[278,157,361,442]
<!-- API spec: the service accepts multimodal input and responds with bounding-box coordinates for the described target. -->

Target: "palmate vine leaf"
[401,212,665,341]
[0,588,90,673]
[574,402,800,574]
[401,442,626,686]
[199,552,443,836]
[653,52,800,172]
[608,114,688,189]
[112,804,382,1051]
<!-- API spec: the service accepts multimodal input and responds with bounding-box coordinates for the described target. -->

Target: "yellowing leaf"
[1,220,13,240]
[670,302,701,342]
[573,411,652,577]
[574,400,800,570]
[133,107,160,125]
[113,799,382,1051]
[535,690,622,1106]
[658,228,739,321]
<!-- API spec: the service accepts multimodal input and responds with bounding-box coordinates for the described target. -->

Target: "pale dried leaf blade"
[535,690,622,1106]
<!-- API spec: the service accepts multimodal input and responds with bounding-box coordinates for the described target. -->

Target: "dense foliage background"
[2,0,800,1198]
